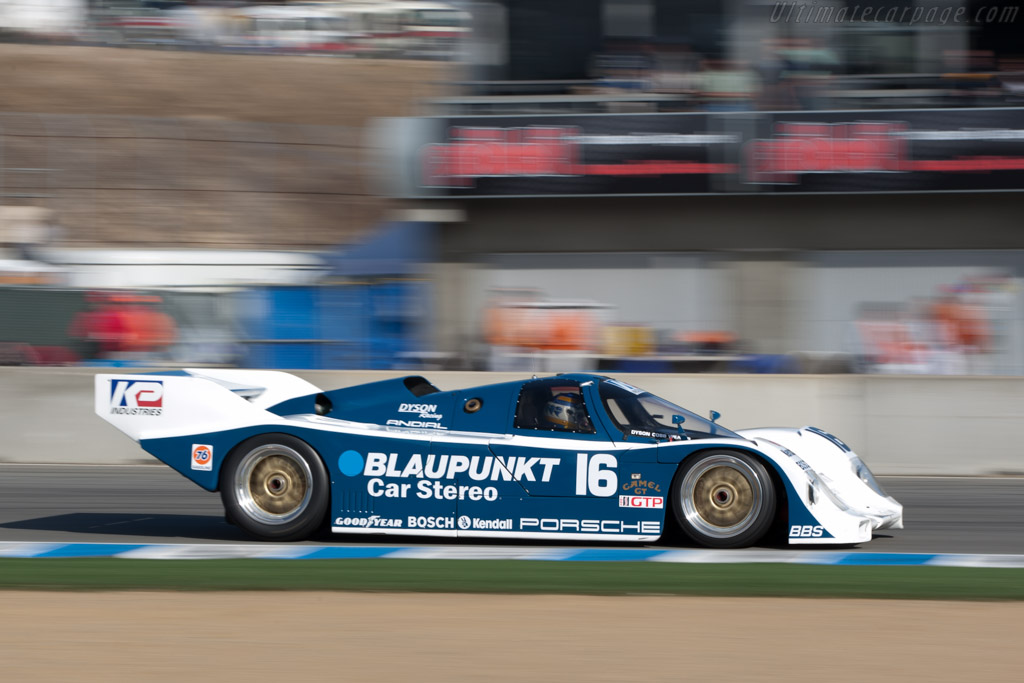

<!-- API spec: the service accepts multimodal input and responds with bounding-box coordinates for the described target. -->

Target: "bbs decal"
[789,525,825,538]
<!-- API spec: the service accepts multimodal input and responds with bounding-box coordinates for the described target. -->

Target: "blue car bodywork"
[96,370,903,547]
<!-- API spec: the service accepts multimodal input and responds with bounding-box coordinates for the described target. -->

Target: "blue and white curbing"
[1,542,1024,567]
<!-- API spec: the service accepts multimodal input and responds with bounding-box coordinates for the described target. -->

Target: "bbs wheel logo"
[457,515,471,530]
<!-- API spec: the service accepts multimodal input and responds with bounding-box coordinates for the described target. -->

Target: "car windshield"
[598,378,741,440]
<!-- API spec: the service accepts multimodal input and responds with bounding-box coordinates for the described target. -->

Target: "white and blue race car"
[96,370,902,548]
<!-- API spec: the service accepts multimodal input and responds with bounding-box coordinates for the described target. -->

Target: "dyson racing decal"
[109,379,163,416]
[386,402,447,429]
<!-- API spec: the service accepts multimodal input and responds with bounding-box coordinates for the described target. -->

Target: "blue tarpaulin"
[324,221,435,277]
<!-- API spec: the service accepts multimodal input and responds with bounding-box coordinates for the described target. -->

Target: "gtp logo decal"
[618,495,664,509]
[192,444,213,471]
[109,380,163,416]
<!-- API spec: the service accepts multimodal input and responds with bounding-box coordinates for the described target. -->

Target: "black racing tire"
[670,450,776,549]
[220,434,329,542]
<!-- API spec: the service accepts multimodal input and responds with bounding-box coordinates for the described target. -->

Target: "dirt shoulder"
[0,45,450,245]
[1,44,448,125]
[2,592,1022,682]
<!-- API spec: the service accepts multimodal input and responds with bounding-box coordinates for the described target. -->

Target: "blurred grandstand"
[2,1,1024,373]
[0,1,469,58]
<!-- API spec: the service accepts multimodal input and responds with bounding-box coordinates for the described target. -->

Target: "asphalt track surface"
[1,464,1022,554]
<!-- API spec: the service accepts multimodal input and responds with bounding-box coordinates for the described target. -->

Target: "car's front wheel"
[220,434,328,541]
[671,451,776,548]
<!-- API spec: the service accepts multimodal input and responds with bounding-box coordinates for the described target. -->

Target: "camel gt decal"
[109,380,163,416]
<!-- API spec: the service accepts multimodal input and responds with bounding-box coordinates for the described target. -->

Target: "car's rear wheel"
[671,451,776,548]
[220,434,328,541]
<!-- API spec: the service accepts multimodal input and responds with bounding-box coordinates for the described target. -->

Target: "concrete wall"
[2,368,1022,475]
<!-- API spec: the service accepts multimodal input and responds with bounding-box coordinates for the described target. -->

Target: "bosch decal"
[408,516,455,529]
[109,379,163,416]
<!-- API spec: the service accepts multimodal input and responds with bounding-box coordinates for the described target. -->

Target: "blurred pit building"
[2,0,1024,374]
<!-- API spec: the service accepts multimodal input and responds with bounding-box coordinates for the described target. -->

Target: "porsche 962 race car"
[96,370,902,548]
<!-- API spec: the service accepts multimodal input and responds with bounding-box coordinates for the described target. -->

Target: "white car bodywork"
[740,426,903,544]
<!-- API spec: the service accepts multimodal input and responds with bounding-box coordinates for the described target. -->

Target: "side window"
[514,380,595,434]
[602,396,630,433]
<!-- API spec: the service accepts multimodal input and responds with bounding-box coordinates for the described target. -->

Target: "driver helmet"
[543,393,588,431]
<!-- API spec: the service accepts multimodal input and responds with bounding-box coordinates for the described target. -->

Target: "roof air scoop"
[315,393,333,416]
[404,376,440,397]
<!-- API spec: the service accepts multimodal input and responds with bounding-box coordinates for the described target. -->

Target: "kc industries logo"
[109,379,163,416]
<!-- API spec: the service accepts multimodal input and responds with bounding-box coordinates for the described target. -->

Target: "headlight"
[806,467,850,511]
[758,437,850,511]
[851,455,889,497]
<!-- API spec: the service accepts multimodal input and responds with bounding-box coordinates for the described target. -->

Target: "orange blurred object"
[69,293,178,356]
[484,301,600,351]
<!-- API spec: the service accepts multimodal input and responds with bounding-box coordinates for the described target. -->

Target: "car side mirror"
[671,413,686,437]
[709,410,721,424]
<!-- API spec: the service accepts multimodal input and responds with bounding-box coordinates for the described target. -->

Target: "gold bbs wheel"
[222,435,328,541]
[241,448,310,521]
[673,452,776,548]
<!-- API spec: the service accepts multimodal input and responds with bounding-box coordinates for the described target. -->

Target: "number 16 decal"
[575,453,618,497]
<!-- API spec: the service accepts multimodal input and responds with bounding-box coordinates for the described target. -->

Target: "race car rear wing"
[95,369,322,443]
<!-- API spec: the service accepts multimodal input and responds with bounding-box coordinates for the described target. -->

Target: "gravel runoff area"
[1,592,1022,681]
[0,44,449,246]
[0,44,448,126]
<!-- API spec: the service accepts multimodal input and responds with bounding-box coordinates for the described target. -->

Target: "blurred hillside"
[0,45,448,247]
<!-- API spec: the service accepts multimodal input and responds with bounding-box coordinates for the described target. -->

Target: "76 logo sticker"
[192,444,213,471]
